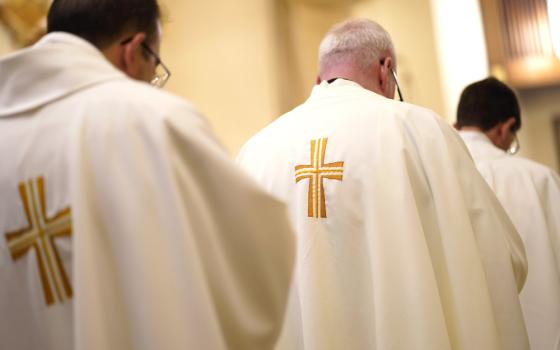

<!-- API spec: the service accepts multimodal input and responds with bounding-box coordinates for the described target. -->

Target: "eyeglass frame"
[380,58,404,102]
[119,37,171,88]
[391,69,404,102]
[507,133,521,155]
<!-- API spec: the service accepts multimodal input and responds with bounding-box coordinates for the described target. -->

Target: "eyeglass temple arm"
[391,69,404,102]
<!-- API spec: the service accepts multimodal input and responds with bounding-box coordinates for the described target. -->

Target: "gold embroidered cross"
[295,138,344,218]
[5,177,73,306]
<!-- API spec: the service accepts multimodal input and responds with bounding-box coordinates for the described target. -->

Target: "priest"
[0,1,295,349]
[237,19,529,350]
[456,77,560,350]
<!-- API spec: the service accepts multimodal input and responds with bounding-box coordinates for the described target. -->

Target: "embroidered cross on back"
[295,138,344,218]
[4,177,73,306]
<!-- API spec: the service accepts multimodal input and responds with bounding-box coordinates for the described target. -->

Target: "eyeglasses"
[120,37,171,88]
[391,69,404,102]
[380,58,404,102]
[507,134,521,155]
[140,42,171,88]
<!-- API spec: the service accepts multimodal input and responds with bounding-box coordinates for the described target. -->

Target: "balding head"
[317,19,397,98]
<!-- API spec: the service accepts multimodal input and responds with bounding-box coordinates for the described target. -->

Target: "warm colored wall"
[518,87,560,172]
[158,0,281,156]
[277,0,448,118]
[430,0,489,121]
[158,0,448,154]
[353,0,446,117]
[273,1,352,111]
[3,0,557,169]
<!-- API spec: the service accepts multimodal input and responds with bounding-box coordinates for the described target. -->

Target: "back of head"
[47,0,161,49]
[318,19,396,76]
[456,77,521,132]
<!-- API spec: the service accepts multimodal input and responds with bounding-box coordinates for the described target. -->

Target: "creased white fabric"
[238,79,529,350]
[0,32,295,350]
[461,130,560,350]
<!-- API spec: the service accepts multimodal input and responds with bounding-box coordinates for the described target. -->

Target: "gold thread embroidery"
[4,177,73,306]
[295,138,344,218]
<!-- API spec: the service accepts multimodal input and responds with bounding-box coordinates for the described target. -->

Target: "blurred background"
[1,0,559,171]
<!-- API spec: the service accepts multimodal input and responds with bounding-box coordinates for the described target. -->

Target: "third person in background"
[456,77,560,350]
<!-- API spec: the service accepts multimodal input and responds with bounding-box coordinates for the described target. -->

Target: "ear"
[489,116,517,151]
[121,32,147,77]
[497,116,516,138]
[504,116,517,132]
[379,57,393,98]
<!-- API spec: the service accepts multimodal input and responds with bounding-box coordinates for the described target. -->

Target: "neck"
[459,126,484,133]
[319,64,382,95]
[459,126,507,151]
[101,44,121,69]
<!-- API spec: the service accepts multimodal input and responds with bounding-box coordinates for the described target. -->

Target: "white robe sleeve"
[70,103,295,350]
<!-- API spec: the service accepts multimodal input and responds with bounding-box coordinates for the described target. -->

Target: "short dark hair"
[47,0,161,49]
[456,77,521,132]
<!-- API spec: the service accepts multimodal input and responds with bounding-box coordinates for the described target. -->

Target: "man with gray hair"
[238,19,529,350]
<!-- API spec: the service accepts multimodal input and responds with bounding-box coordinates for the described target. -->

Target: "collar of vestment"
[459,130,507,158]
[459,130,494,145]
[308,78,386,103]
[0,32,126,117]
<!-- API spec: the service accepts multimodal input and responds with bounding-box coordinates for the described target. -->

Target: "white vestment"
[237,79,529,350]
[460,130,560,350]
[0,33,295,350]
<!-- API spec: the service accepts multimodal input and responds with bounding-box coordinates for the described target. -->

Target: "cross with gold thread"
[4,177,73,306]
[295,138,344,218]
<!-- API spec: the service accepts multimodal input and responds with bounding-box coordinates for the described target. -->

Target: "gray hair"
[318,19,396,74]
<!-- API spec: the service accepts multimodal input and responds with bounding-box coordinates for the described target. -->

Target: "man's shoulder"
[242,93,445,151]
[486,154,558,182]
[69,80,209,143]
[374,99,451,140]
[514,157,558,179]
[239,99,448,165]
[94,79,196,111]
[78,79,203,124]
[345,90,444,129]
